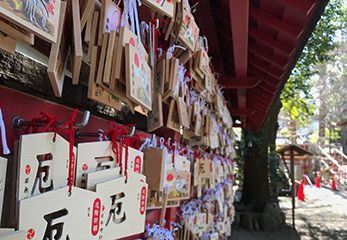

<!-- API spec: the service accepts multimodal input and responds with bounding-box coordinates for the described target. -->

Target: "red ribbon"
[150,10,166,53]
[39,112,59,141]
[102,121,136,181]
[61,109,79,193]
[25,112,59,141]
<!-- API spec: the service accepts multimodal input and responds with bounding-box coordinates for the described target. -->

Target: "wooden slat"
[248,66,281,87]
[248,88,275,100]
[258,82,278,94]
[218,77,262,89]
[248,44,289,69]
[248,57,284,79]
[273,0,316,15]
[250,4,304,38]
[228,108,256,116]
[249,27,295,56]
[248,92,272,104]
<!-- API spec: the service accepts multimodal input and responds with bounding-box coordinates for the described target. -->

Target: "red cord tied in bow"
[25,112,60,141]
[149,10,166,53]
[129,132,147,150]
[102,121,136,182]
[39,112,59,141]
[61,109,79,193]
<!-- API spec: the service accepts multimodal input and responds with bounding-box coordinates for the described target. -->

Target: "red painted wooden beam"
[248,44,289,69]
[248,66,282,87]
[230,0,249,79]
[229,0,249,127]
[249,4,304,39]
[273,0,316,15]
[249,27,295,56]
[247,98,270,111]
[248,89,275,101]
[248,57,284,79]
[228,108,256,116]
[216,28,233,41]
[218,77,262,89]
[258,82,278,94]
[249,93,272,104]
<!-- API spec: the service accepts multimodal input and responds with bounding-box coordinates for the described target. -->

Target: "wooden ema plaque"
[125,43,152,111]
[166,99,180,132]
[143,147,166,192]
[178,9,199,52]
[17,133,76,201]
[71,0,82,85]
[76,141,119,188]
[47,1,69,97]
[97,0,121,46]
[177,97,190,129]
[113,26,148,82]
[166,155,191,200]
[87,46,122,111]
[165,169,190,200]
[0,18,34,45]
[18,173,148,240]
[141,0,174,18]
[185,212,207,235]
[147,59,165,132]
[0,0,61,43]
[76,141,144,188]
[0,30,16,54]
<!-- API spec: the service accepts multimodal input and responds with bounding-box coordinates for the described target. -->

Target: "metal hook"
[127,126,135,138]
[151,134,156,144]
[75,125,136,139]
[12,111,90,131]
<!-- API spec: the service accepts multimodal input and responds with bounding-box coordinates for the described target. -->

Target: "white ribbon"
[167,44,186,59]
[140,21,149,47]
[198,36,209,52]
[121,0,143,57]
[157,47,163,60]
[174,64,186,99]
[139,137,151,151]
[0,107,10,155]
[145,222,174,240]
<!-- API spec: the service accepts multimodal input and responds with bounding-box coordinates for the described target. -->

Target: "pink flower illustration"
[47,2,54,15]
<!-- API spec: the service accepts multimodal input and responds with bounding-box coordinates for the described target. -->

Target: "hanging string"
[102,121,136,181]
[198,36,209,52]
[121,0,143,57]
[140,21,149,48]
[149,10,167,53]
[0,106,10,155]
[38,112,59,142]
[61,109,79,193]
[167,44,186,59]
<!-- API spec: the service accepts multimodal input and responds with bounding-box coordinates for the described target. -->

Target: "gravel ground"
[228,186,347,240]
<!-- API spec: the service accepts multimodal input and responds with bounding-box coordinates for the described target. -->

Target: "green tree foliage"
[281,0,347,125]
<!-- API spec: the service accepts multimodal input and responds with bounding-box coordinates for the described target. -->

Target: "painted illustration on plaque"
[0,0,60,42]
[126,42,152,110]
[179,10,199,51]
[104,0,121,33]
[166,170,190,199]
